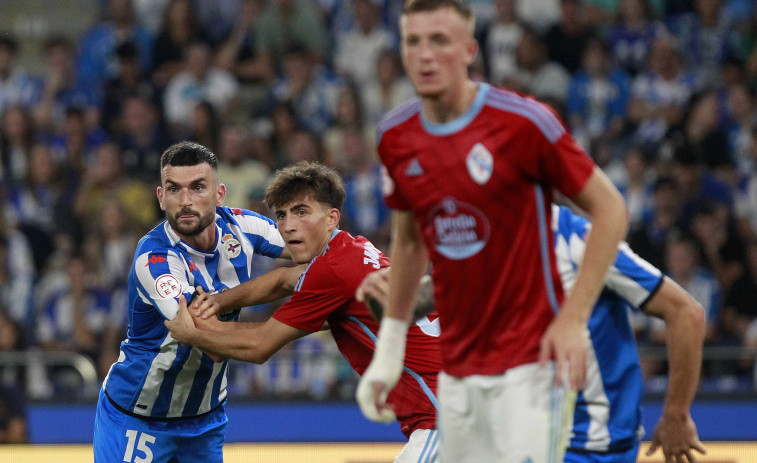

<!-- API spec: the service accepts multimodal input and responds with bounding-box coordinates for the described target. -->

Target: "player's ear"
[328,208,341,229]
[465,38,478,67]
[157,186,166,211]
[216,183,226,206]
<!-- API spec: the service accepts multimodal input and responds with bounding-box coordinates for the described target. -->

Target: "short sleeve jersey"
[377,83,595,377]
[273,230,441,436]
[104,207,285,419]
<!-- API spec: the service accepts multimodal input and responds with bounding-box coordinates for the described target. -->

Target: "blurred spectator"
[566,36,632,150]
[76,0,153,92]
[186,100,220,153]
[723,82,756,175]
[0,34,40,115]
[628,176,683,270]
[545,0,595,74]
[255,0,329,72]
[73,142,158,235]
[216,124,271,209]
[360,49,415,127]
[604,0,669,77]
[690,202,746,293]
[192,0,242,47]
[0,312,28,444]
[515,0,561,34]
[33,36,100,133]
[666,0,741,87]
[734,127,757,241]
[214,0,274,119]
[333,0,395,91]
[267,102,300,169]
[670,145,732,230]
[507,27,571,109]
[723,241,757,362]
[481,0,523,86]
[163,41,239,135]
[280,129,322,166]
[267,45,344,135]
[132,0,171,37]
[0,105,35,189]
[101,40,157,134]
[47,107,108,175]
[612,145,656,232]
[151,0,208,88]
[626,35,698,149]
[116,93,173,185]
[0,204,35,329]
[323,84,370,172]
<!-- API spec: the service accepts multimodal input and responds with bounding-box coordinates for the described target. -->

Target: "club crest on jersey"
[466,143,493,185]
[428,197,490,260]
[155,274,182,299]
[221,233,241,258]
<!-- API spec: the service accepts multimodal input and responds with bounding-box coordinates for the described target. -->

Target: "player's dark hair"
[265,161,345,211]
[160,141,217,170]
[402,0,472,19]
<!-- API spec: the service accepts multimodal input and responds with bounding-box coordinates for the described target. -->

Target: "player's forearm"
[214,267,298,312]
[187,325,271,364]
[386,213,429,323]
[662,299,705,416]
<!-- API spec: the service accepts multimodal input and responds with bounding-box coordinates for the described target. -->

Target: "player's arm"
[192,264,307,319]
[166,296,308,363]
[643,277,707,462]
[541,167,628,389]
[357,210,429,423]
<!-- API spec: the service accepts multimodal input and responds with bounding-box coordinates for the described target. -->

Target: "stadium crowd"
[1,0,757,407]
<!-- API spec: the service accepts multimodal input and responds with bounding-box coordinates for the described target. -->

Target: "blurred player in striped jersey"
[357,1,628,462]
[93,142,288,463]
[552,205,706,463]
[166,162,442,462]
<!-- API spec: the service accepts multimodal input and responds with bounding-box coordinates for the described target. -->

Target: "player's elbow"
[239,341,275,364]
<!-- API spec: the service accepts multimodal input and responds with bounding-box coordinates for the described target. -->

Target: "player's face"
[158,163,225,237]
[400,7,477,100]
[275,195,340,264]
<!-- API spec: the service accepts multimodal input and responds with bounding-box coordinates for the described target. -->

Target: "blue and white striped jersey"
[552,205,663,453]
[102,206,285,419]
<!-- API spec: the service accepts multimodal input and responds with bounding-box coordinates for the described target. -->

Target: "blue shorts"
[93,389,227,463]
[564,442,640,463]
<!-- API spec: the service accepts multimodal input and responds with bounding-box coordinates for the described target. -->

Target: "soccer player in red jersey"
[356,1,629,461]
[165,162,443,461]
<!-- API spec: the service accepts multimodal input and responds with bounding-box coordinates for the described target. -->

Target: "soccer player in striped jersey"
[553,205,706,463]
[356,1,628,462]
[93,142,287,463]
[166,162,442,462]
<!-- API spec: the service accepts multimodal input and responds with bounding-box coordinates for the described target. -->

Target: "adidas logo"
[405,158,424,176]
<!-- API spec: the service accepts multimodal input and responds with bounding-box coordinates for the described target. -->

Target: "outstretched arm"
[541,167,628,389]
[167,296,308,363]
[643,277,707,463]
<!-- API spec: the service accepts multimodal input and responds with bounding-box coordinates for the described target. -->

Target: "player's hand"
[165,295,196,344]
[190,287,222,320]
[356,269,390,321]
[355,317,407,424]
[539,310,589,390]
[646,412,706,463]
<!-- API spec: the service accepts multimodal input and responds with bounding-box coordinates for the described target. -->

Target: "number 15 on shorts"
[123,429,156,463]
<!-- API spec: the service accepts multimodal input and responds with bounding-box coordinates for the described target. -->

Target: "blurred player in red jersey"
[165,162,443,462]
[355,1,629,462]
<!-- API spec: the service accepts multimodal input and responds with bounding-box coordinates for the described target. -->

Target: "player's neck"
[422,80,479,124]
[179,225,217,251]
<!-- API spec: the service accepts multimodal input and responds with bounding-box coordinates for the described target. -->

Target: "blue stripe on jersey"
[420,83,489,136]
[348,316,439,410]
[535,186,561,313]
[377,98,422,145]
[486,88,565,143]
[553,205,660,452]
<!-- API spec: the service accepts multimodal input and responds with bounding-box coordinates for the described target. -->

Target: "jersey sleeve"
[273,259,353,332]
[559,208,663,309]
[132,248,195,320]
[223,207,286,258]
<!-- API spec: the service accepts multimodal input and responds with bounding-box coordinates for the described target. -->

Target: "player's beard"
[168,208,215,236]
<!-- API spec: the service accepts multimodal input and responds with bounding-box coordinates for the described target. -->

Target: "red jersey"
[377,83,595,377]
[273,230,442,437]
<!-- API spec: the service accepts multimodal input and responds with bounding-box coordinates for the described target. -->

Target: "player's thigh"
[395,428,440,463]
[94,393,178,463]
[564,442,640,463]
[174,407,227,463]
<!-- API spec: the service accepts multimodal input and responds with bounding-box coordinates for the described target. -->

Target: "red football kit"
[378,83,595,378]
[273,230,442,437]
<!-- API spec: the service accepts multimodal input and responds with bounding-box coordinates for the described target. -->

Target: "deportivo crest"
[428,197,490,260]
[466,143,493,185]
[155,274,182,299]
[221,233,241,258]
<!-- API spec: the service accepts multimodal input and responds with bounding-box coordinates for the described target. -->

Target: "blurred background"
[0,0,756,454]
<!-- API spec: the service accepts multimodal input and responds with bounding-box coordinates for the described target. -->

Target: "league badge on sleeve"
[221,233,241,258]
[466,143,493,185]
[155,274,182,299]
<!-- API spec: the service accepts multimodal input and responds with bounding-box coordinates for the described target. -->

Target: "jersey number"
[363,242,381,269]
[123,430,156,463]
